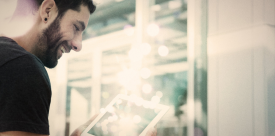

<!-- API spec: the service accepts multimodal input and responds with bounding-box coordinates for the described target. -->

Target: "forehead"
[61,5,90,26]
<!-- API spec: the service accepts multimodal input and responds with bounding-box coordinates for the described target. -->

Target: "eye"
[74,24,79,31]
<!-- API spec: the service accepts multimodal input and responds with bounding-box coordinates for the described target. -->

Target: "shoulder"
[0,36,49,83]
[0,53,51,90]
[0,38,51,93]
[0,37,30,67]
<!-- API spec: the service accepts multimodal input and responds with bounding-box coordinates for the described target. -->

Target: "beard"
[34,16,66,68]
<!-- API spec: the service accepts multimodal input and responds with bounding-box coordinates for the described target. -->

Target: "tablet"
[81,94,169,136]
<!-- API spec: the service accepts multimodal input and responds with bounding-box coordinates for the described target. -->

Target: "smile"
[61,46,65,53]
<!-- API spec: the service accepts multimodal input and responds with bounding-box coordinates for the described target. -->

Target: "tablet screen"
[87,97,161,136]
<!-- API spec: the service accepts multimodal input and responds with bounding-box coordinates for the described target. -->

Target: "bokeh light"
[146,23,160,37]
[113,115,118,121]
[158,45,169,57]
[156,91,163,98]
[133,115,141,123]
[119,117,131,124]
[134,97,144,106]
[142,101,150,109]
[128,47,143,61]
[140,68,151,79]
[117,69,140,90]
[140,43,151,55]
[129,94,138,102]
[142,83,152,94]
[110,125,118,132]
[108,116,114,122]
[102,92,110,99]
[151,96,160,104]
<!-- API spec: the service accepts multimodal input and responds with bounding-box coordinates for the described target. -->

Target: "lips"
[57,44,71,59]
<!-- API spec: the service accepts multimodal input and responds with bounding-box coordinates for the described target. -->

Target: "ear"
[39,0,58,24]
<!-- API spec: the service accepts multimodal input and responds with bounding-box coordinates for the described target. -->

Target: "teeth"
[61,46,65,53]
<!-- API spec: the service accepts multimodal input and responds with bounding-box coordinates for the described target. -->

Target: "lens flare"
[140,68,151,79]
[151,96,160,104]
[158,45,169,57]
[147,23,160,37]
[133,115,141,123]
[140,43,151,55]
[142,83,152,94]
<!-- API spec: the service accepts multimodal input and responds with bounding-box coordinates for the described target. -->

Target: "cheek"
[61,31,74,41]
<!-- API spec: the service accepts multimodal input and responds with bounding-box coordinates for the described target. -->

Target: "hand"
[70,114,98,136]
[70,114,157,136]
[145,127,157,136]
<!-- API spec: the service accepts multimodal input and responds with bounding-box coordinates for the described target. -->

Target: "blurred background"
[61,0,190,135]
[1,0,275,136]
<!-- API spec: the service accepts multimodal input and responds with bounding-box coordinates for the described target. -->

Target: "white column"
[91,49,102,116]
[48,55,67,136]
[187,0,208,135]
[208,0,275,136]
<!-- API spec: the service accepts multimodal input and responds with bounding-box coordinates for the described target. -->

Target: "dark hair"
[35,0,96,18]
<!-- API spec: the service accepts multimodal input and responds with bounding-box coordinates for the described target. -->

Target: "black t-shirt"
[0,37,51,135]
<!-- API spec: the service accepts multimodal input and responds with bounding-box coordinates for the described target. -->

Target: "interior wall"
[207,0,275,136]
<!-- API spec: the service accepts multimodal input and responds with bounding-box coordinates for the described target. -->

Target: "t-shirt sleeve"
[0,54,51,135]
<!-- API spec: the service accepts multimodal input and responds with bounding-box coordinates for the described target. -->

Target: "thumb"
[145,127,157,136]
[70,114,99,136]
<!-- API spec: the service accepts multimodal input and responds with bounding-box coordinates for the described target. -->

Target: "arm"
[70,114,157,136]
[0,115,157,136]
[0,55,51,135]
[0,131,48,136]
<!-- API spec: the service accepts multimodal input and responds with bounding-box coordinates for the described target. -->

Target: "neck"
[12,26,40,54]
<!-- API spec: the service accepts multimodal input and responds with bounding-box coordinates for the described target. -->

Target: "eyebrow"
[77,20,86,31]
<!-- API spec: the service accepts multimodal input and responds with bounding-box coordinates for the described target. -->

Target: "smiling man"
[0,0,157,136]
[0,0,96,135]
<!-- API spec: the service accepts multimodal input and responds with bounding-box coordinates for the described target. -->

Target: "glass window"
[66,0,188,135]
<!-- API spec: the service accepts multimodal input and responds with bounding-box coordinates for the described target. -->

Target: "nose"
[71,34,82,52]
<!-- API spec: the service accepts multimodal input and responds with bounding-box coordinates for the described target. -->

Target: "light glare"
[146,23,160,37]
[142,84,152,94]
[151,96,160,104]
[110,125,118,132]
[158,45,169,57]
[140,43,151,55]
[133,115,141,123]
[134,97,144,106]
[140,68,151,79]
[128,48,143,61]
[156,91,163,98]
[117,69,140,90]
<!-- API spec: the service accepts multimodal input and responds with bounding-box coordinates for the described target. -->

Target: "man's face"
[35,5,90,68]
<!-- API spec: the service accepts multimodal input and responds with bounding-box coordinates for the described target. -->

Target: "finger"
[70,114,99,136]
[145,127,157,136]
[83,114,99,127]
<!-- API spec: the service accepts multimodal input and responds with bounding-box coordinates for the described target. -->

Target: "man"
[0,0,156,136]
